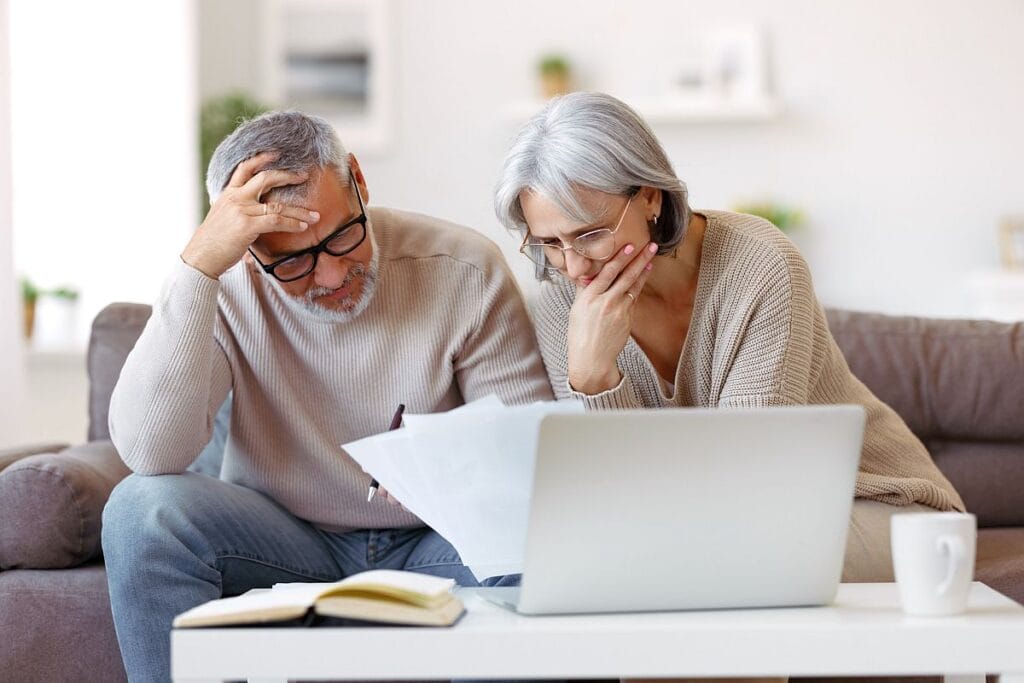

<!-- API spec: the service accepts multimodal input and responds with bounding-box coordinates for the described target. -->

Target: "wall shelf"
[504,94,783,125]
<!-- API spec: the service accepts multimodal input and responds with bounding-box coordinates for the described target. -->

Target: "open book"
[172,570,464,628]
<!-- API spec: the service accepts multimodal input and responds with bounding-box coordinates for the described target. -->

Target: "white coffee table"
[171,582,1024,682]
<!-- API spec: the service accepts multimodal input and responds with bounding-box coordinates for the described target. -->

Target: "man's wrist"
[180,249,222,280]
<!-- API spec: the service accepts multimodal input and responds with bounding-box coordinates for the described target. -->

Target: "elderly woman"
[494,92,963,582]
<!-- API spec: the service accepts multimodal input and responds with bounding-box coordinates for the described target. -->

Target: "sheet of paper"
[342,396,583,580]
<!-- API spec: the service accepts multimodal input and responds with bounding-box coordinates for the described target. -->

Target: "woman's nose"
[562,249,593,280]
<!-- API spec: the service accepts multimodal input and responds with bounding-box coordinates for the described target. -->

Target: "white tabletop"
[171,582,1024,682]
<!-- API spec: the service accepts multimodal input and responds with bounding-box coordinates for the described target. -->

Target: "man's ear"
[348,154,370,205]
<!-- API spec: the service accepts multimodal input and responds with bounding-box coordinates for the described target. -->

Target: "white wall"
[10,0,199,350]
[0,0,27,443]
[6,0,197,447]
[201,0,1024,317]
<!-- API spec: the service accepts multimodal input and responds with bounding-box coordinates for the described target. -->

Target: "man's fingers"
[226,151,278,189]
[255,214,310,234]
[244,168,309,201]
[378,487,403,507]
[248,202,319,223]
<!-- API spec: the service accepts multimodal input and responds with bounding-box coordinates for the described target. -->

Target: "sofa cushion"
[0,441,130,569]
[976,527,1024,606]
[87,303,152,441]
[826,310,1024,442]
[0,442,70,472]
[0,564,127,682]
[930,440,1024,527]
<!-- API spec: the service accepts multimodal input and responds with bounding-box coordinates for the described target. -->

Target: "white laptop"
[479,405,865,615]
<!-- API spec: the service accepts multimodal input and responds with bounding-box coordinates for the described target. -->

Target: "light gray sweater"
[109,207,554,532]
[534,210,965,512]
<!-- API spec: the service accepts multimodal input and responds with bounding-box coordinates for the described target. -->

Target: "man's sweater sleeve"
[454,247,554,406]
[108,260,233,474]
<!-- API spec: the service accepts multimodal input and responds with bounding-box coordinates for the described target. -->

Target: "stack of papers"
[343,396,583,580]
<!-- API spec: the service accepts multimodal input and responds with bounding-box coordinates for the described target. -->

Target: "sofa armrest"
[0,443,71,473]
[0,440,130,569]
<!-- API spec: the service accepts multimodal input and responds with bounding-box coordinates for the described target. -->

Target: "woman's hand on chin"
[567,241,658,394]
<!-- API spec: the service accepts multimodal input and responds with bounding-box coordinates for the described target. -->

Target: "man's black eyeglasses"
[248,178,368,283]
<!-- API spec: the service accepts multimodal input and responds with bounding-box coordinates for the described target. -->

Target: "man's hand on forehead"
[182,151,320,280]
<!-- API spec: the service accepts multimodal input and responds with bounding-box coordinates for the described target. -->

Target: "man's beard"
[272,231,380,323]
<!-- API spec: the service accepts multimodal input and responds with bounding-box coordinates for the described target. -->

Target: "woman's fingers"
[625,261,655,302]
[585,243,635,293]
[608,242,658,297]
[586,241,658,296]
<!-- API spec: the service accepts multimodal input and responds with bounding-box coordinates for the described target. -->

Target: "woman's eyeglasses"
[519,194,633,271]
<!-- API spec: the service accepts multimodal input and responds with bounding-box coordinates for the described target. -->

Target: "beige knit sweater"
[534,210,964,512]
[109,207,554,532]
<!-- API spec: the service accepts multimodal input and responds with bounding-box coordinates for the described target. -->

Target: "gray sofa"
[1,302,1022,682]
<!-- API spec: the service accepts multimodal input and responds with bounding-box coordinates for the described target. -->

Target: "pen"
[367,403,405,502]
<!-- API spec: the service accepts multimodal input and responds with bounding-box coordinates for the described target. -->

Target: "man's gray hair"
[206,110,350,205]
[494,92,691,268]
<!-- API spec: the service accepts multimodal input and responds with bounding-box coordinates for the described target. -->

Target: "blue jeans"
[101,472,517,683]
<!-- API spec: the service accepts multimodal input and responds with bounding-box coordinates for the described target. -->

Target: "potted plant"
[538,55,573,99]
[21,277,79,341]
[732,201,804,233]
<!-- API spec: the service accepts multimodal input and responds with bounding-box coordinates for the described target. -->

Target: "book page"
[315,594,464,626]
[175,571,457,628]
[274,570,455,608]
[172,584,326,627]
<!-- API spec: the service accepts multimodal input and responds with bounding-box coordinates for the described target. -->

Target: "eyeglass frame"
[247,172,369,283]
[519,191,637,271]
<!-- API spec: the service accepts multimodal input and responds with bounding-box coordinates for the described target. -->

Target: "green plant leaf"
[732,202,804,232]
[20,277,38,303]
[538,55,570,76]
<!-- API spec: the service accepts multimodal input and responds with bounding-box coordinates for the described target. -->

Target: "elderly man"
[101,111,553,682]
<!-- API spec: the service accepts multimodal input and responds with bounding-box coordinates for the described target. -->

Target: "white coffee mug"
[891,512,976,616]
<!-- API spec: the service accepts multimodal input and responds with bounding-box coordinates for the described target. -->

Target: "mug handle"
[936,535,967,596]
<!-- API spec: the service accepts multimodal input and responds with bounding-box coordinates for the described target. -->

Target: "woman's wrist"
[568,367,622,396]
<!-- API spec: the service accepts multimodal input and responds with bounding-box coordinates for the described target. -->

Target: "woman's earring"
[646,214,659,234]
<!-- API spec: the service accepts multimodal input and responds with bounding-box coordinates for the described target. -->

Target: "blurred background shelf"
[504,94,783,124]
[964,269,1024,322]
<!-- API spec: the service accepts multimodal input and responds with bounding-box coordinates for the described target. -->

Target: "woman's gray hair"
[206,110,350,205]
[494,92,691,268]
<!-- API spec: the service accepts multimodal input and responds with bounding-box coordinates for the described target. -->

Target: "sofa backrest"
[827,309,1024,527]
[86,303,1023,526]
[87,303,152,441]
